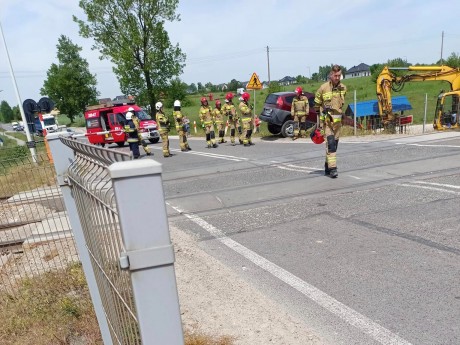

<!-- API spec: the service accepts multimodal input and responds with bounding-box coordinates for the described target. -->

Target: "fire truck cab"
[84,99,160,147]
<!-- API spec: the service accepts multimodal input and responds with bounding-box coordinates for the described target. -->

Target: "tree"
[370,57,410,82]
[444,52,460,68]
[165,77,190,107]
[41,35,99,123]
[227,79,242,91]
[197,82,204,92]
[12,106,21,121]
[188,83,197,93]
[0,101,13,123]
[296,75,307,84]
[74,0,186,119]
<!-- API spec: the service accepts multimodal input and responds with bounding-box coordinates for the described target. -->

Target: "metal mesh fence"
[62,137,141,344]
[0,142,79,294]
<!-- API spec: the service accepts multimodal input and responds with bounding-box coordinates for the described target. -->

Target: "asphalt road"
[116,131,460,345]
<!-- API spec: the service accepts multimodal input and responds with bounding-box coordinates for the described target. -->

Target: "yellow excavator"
[376,65,460,131]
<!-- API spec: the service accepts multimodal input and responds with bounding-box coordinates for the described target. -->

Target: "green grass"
[0,263,236,345]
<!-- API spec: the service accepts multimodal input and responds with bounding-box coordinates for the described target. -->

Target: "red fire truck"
[84,99,159,147]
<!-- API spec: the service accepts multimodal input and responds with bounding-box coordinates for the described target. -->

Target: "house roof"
[278,76,296,82]
[347,63,370,74]
[345,96,412,117]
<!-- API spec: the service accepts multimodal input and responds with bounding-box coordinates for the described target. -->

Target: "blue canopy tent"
[345,96,413,117]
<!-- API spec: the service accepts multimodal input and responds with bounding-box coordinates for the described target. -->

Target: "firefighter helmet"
[215,100,221,107]
[295,87,303,96]
[225,92,234,100]
[155,102,163,111]
[310,128,325,144]
[125,111,133,120]
[201,97,208,105]
[128,107,134,112]
[242,92,250,102]
[174,100,181,107]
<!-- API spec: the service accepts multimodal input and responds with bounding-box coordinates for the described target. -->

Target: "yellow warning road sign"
[246,72,262,90]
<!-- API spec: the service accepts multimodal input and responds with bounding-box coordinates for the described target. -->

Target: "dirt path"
[172,226,325,345]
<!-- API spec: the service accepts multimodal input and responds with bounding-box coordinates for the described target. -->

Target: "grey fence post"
[109,159,184,345]
[47,133,113,345]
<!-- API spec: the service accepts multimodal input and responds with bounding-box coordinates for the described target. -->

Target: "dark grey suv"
[259,91,317,137]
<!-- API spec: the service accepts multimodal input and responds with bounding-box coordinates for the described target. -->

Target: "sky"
[1,0,460,108]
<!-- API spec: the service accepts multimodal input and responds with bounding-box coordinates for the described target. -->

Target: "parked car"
[259,91,354,137]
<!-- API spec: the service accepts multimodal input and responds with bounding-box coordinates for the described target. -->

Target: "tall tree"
[41,35,99,123]
[0,101,13,123]
[74,0,186,119]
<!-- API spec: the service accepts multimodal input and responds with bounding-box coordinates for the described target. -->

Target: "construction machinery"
[376,65,460,131]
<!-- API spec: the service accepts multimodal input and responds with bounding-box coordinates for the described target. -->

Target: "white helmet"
[128,107,134,112]
[125,111,133,120]
[174,100,181,107]
[155,102,163,110]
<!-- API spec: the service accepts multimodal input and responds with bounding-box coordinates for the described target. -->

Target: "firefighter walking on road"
[223,92,241,146]
[291,87,309,140]
[128,107,152,156]
[314,64,347,178]
[213,99,227,143]
[156,102,173,157]
[239,92,257,146]
[124,111,140,159]
[173,100,191,152]
[199,97,218,148]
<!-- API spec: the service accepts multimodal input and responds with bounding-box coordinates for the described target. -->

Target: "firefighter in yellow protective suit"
[128,107,152,156]
[239,92,258,146]
[199,97,218,148]
[173,100,191,152]
[223,92,242,146]
[291,87,309,140]
[212,99,227,143]
[314,64,347,178]
[156,102,173,157]
[124,111,140,158]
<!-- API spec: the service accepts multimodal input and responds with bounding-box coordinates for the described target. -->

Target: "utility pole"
[266,46,271,85]
[0,20,37,161]
[440,31,444,64]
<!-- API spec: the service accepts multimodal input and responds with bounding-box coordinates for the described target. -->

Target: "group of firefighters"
[124,64,346,178]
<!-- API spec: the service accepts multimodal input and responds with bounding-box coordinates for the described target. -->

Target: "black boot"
[325,162,330,176]
[330,168,338,178]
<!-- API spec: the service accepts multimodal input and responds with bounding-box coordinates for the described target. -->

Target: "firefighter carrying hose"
[239,92,257,146]
[291,87,309,140]
[199,97,218,148]
[124,111,140,159]
[213,99,227,143]
[223,92,242,146]
[314,64,347,178]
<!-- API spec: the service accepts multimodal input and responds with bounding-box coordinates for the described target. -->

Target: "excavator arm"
[376,65,460,131]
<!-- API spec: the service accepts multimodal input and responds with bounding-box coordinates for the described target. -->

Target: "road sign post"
[246,73,263,132]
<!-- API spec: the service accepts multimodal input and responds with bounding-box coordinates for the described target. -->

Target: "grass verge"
[0,263,235,345]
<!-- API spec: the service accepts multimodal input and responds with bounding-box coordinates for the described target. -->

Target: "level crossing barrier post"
[46,132,113,345]
[109,159,184,344]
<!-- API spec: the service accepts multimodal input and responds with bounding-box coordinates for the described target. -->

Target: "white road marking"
[157,147,249,161]
[271,162,322,173]
[168,203,413,345]
[395,143,460,148]
[349,175,361,180]
[398,183,460,195]
[412,181,460,189]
